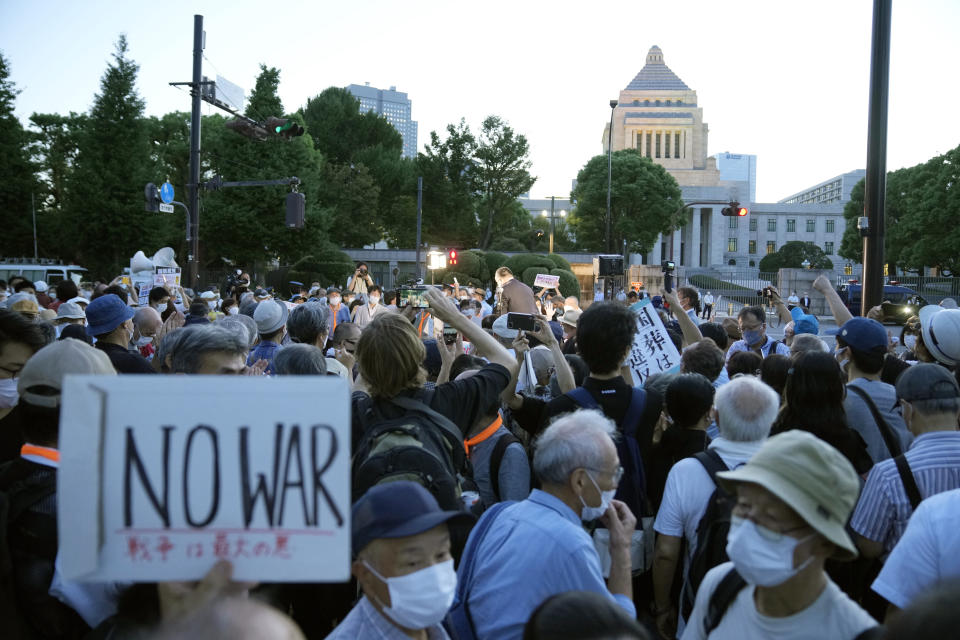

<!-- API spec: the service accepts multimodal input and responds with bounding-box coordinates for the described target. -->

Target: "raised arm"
[813,274,853,325]
[424,287,518,377]
[662,289,703,348]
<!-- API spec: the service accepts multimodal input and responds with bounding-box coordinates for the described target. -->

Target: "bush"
[545,253,572,271]
[520,267,541,288]
[482,251,509,279]
[551,269,580,299]
[505,254,555,277]
[456,250,486,281]
[489,237,527,252]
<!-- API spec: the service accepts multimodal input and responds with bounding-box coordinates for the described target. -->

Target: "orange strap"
[21,444,60,464]
[418,312,430,337]
[332,305,339,332]
[463,413,503,455]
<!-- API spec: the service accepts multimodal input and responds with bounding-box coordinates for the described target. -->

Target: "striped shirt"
[850,431,960,553]
[325,595,450,640]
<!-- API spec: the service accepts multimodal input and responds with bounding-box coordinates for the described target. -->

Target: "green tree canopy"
[0,51,39,258]
[758,240,833,272]
[569,149,683,255]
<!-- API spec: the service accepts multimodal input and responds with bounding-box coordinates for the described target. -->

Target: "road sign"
[159,203,174,213]
[160,181,175,204]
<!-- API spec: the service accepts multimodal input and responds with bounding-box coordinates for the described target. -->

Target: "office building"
[715,152,757,203]
[346,83,419,158]
[779,170,866,204]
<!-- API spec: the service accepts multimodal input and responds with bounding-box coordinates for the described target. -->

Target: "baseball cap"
[919,305,960,366]
[85,294,134,336]
[199,291,217,300]
[789,306,819,336]
[829,317,886,353]
[716,430,860,560]
[253,299,289,334]
[351,482,474,556]
[33,280,49,293]
[560,308,582,328]
[18,338,116,407]
[56,301,86,321]
[896,362,960,403]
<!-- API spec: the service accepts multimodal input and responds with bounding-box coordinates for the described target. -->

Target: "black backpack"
[353,392,468,511]
[681,449,734,620]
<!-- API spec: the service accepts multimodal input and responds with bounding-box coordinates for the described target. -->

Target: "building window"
[728,217,738,229]
[728,238,737,252]
[766,241,776,254]
[646,133,651,157]
[749,217,757,232]
[825,241,834,254]
[767,218,776,232]
[665,132,670,158]
[806,219,815,232]
[674,132,681,158]
[787,219,796,233]
[749,240,757,254]
[826,219,835,233]
[655,133,661,158]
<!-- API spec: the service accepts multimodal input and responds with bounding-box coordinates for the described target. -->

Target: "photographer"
[347,262,374,299]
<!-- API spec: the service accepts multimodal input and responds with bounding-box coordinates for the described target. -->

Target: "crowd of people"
[2,264,960,640]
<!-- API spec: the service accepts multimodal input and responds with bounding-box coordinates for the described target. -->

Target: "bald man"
[131,306,163,359]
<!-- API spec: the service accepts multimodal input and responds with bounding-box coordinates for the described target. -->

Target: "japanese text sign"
[58,376,351,583]
[533,273,560,289]
[627,298,682,386]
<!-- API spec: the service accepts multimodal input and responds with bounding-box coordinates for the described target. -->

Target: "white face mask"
[369,296,381,305]
[207,301,218,311]
[228,306,239,316]
[725,516,816,586]
[579,471,616,521]
[135,335,153,347]
[329,296,341,306]
[0,378,19,409]
[904,335,917,350]
[364,559,457,630]
[156,302,168,314]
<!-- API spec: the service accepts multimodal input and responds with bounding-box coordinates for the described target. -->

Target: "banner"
[58,376,351,583]
[627,298,682,386]
[154,267,183,306]
[533,273,560,289]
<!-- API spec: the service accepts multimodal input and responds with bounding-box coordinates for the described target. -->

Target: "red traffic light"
[737,207,748,216]
[448,249,458,265]
[721,201,748,217]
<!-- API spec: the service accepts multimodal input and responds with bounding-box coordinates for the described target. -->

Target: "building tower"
[346,83,419,158]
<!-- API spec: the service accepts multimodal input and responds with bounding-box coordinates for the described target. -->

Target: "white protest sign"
[627,298,682,385]
[154,267,183,305]
[533,273,560,289]
[58,375,351,583]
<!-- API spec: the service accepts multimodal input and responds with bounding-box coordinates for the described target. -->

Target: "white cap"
[33,280,49,292]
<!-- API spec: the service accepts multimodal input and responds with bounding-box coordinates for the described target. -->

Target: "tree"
[569,149,683,255]
[417,119,480,247]
[65,35,153,278]
[758,240,833,272]
[0,51,39,257]
[471,116,536,249]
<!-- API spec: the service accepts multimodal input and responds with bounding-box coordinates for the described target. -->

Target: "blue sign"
[160,181,174,204]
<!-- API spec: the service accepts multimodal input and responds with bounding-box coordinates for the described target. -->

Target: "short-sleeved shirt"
[872,488,960,608]
[325,595,449,640]
[725,337,790,361]
[843,377,913,463]
[851,431,960,553]
[680,562,877,640]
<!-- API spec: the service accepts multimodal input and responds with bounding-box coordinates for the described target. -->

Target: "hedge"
[505,254,555,277]
[545,253,572,271]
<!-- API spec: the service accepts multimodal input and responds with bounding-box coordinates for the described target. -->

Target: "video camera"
[662,260,676,293]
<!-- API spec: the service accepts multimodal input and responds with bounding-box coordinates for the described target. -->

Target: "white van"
[0,259,88,287]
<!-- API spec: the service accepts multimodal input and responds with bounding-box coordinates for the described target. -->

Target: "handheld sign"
[58,376,351,583]
[627,298,682,386]
[154,266,183,306]
[533,273,560,289]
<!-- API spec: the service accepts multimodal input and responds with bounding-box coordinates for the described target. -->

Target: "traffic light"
[721,201,748,217]
[285,192,305,229]
[144,183,160,212]
[448,249,458,266]
[264,117,304,138]
[225,118,267,141]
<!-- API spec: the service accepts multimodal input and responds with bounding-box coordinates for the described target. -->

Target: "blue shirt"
[247,340,282,375]
[461,489,635,640]
[325,595,450,640]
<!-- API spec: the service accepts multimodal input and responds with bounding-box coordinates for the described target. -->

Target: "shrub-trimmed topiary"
[483,251,509,280]
[456,251,486,281]
[520,267,541,288]
[441,271,480,287]
[545,253,572,271]
[550,269,580,299]
[505,254,555,277]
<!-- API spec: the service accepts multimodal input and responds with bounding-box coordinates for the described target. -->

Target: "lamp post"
[606,99,617,253]
[541,195,567,254]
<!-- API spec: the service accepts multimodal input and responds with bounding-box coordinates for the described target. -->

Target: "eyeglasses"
[586,465,624,486]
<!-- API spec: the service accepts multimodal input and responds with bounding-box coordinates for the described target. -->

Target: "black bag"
[353,392,468,511]
[681,449,733,620]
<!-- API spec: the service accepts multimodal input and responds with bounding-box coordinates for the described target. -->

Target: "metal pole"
[31,192,38,260]
[861,0,892,315]
[416,176,423,281]
[187,14,203,289]
[606,100,617,253]
[549,195,555,254]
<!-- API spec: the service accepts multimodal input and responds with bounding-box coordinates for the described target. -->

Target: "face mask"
[463,309,475,318]
[725,516,816,586]
[743,329,763,346]
[157,302,168,314]
[579,471,616,521]
[904,335,917,350]
[228,306,239,316]
[135,335,153,347]
[0,378,19,409]
[363,559,456,630]
[329,296,341,306]
[369,296,380,305]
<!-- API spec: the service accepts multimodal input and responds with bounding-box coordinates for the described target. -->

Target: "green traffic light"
[275,125,282,133]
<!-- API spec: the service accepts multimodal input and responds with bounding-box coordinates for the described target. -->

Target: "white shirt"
[703,294,715,305]
[681,562,877,640]
[872,488,960,608]
[787,294,800,305]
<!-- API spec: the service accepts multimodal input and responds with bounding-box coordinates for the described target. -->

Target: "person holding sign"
[327,481,473,639]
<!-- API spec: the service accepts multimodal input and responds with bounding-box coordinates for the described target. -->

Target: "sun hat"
[56,301,86,321]
[253,299,289,334]
[18,338,116,407]
[85,294,134,336]
[919,305,960,366]
[560,308,582,328]
[716,430,860,560]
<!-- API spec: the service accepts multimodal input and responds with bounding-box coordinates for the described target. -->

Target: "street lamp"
[606,98,617,253]
[541,196,567,254]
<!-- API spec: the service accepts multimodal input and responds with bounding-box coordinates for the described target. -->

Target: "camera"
[662,260,676,293]
[442,326,459,345]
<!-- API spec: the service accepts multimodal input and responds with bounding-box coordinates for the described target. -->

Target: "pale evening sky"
[2,0,958,204]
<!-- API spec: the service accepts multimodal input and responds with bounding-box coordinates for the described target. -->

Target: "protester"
[676,286,702,326]
[6,291,41,322]
[915,305,960,367]
[451,410,637,639]
[273,343,328,376]
[352,284,390,329]
[54,301,86,337]
[725,350,762,379]
[131,306,162,360]
[653,375,779,638]
[790,333,828,357]
[51,279,79,312]
[326,481,472,639]
[523,591,650,640]
[680,339,725,386]
[851,363,960,559]
[249,299,288,375]
[85,294,155,374]
[681,430,878,640]
[166,324,251,375]
[759,353,790,398]
[346,262,375,299]
[726,305,791,360]
[494,267,538,316]
[0,308,50,461]
[559,308,580,355]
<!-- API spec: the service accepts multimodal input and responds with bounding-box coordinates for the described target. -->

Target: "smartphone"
[442,326,458,345]
[398,287,430,309]
[507,312,538,332]
[121,276,131,285]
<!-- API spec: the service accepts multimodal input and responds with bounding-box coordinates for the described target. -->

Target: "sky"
[2,0,958,204]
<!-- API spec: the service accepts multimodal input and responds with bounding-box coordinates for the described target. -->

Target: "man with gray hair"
[652,375,779,638]
[169,324,249,375]
[449,409,636,640]
[273,344,327,376]
[789,332,829,358]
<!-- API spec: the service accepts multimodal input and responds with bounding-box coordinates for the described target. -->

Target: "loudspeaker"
[597,254,624,276]
[286,192,305,229]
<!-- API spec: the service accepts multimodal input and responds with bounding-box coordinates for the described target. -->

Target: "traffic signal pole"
[187,14,203,289]
[861,0,892,315]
